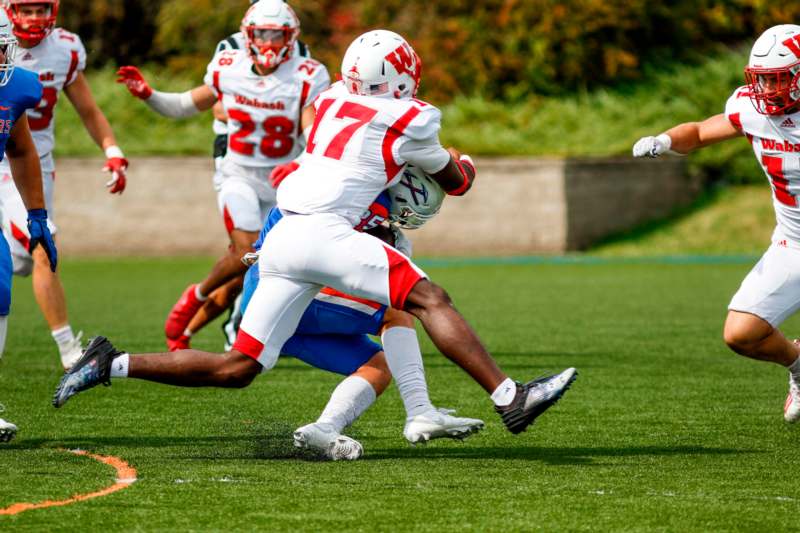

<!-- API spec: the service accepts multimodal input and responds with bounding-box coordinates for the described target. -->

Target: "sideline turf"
[1,257,798,531]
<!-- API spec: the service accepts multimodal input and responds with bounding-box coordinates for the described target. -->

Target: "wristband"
[28,208,47,220]
[445,156,474,196]
[105,145,125,159]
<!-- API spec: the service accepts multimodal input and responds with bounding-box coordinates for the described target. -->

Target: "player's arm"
[633,114,742,157]
[116,66,217,118]
[6,114,57,270]
[212,101,228,123]
[399,137,476,197]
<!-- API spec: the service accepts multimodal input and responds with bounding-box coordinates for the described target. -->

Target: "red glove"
[116,66,153,100]
[270,161,299,188]
[103,146,128,194]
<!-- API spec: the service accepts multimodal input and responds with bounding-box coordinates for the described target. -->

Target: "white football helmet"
[241,0,299,71]
[341,30,422,99]
[0,8,16,87]
[389,165,445,229]
[745,24,800,115]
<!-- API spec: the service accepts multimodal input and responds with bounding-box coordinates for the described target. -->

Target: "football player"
[116,0,329,352]
[0,0,129,370]
[178,0,315,351]
[57,31,578,439]
[633,24,800,422]
[52,192,485,460]
[0,6,58,442]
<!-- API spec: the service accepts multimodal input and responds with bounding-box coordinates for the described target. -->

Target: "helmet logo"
[385,43,418,80]
[399,171,428,205]
[783,35,800,59]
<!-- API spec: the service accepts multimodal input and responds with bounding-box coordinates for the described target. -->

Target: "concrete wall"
[51,156,694,256]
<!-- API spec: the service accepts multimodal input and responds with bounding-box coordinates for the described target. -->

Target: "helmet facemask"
[0,33,17,87]
[6,0,58,46]
[244,24,297,71]
[745,62,800,116]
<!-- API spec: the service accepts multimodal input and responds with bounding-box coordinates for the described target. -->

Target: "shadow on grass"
[6,435,751,465]
[365,444,752,465]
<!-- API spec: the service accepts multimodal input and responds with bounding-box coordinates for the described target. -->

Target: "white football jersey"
[278,82,445,225]
[726,87,800,241]
[203,49,329,168]
[9,28,86,168]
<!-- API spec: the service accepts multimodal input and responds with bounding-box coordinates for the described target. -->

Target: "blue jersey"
[0,67,42,160]
[0,68,43,316]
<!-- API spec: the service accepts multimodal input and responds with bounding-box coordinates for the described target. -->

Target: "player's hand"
[632,134,672,158]
[102,146,128,194]
[116,66,153,100]
[27,208,57,272]
[269,161,299,188]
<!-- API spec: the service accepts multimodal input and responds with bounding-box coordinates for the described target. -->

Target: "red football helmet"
[4,0,58,46]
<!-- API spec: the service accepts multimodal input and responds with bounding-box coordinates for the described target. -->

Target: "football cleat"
[403,407,485,445]
[59,330,84,371]
[293,422,363,461]
[52,336,122,408]
[0,418,17,443]
[496,367,578,434]
[165,284,204,340]
[166,334,191,352]
[784,374,800,423]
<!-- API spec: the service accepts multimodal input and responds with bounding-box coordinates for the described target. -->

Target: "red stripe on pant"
[233,329,264,360]
[223,206,235,235]
[383,246,424,309]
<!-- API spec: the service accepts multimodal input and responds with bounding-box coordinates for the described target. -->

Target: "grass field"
[1,256,799,531]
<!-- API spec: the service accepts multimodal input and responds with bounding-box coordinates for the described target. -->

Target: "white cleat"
[403,407,485,445]
[293,422,363,461]
[60,331,84,371]
[785,374,800,423]
[0,418,18,443]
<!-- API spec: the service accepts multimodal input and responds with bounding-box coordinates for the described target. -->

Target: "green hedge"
[60,1,800,102]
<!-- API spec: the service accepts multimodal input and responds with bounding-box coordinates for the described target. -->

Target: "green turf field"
[1,257,799,531]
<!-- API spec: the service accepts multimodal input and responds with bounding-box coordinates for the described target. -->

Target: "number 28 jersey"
[8,28,86,171]
[203,49,329,168]
[726,86,800,242]
[277,82,445,226]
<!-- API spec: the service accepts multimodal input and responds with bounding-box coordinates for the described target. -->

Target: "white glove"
[632,133,673,158]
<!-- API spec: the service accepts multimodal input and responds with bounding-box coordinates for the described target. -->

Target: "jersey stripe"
[65,50,80,86]
[212,71,222,100]
[381,106,421,183]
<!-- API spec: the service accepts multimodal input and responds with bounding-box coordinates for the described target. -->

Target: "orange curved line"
[0,448,137,516]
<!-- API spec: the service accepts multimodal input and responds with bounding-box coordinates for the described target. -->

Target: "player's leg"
[379,307,484,443]
[169,276,244,351]
[290,336,389,460]
[0,233,16,442]
[723,241,800,421]
[165,174,262,342]
[54,272,319,407]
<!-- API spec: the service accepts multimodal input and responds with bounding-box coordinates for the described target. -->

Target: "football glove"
[116,66,153,100]
[27,208,57,272]
[632,134,673,158]
[103,146,128,194]
[269,161,299,188]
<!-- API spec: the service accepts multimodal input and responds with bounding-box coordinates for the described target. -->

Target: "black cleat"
[496,367,578,434]
[52,336,122,408]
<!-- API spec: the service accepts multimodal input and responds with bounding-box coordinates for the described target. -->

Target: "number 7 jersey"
[204,49,329,168]
[726,86,800,241]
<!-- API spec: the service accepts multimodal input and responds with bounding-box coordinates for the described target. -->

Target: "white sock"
[491,378,517,407]
[110,353,130,378]
[0,316,7,359]
[788,356,800,378]
[381,326,434,418]
[52,325,75,354]
[316,375,376,433]
[194,285,207,302]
